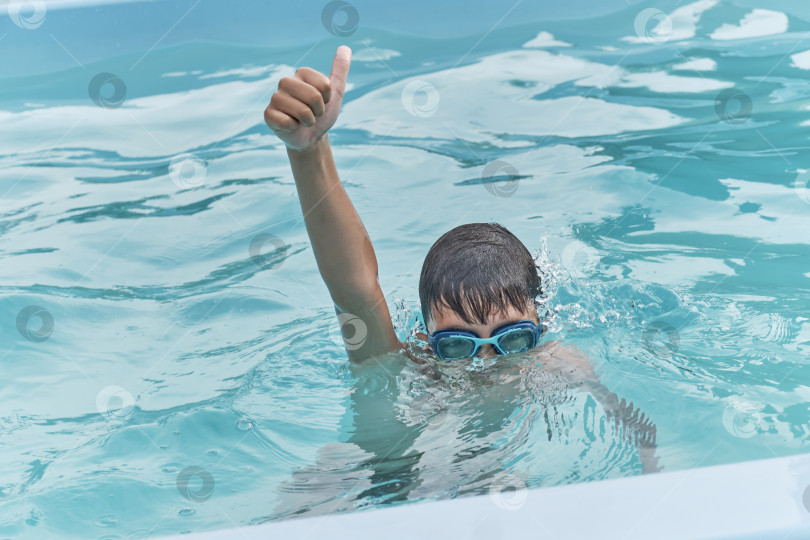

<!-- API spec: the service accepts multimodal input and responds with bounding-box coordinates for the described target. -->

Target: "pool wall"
[155,453,810,540]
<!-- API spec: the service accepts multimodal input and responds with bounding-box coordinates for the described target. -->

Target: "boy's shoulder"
[402,331,433,362]
[532,340,596,387]
[397,333,447,379]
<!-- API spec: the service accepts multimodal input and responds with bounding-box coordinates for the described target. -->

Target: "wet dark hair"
[418,222,541,329]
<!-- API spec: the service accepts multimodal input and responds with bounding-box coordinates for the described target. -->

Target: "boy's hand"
[264,45,352,152]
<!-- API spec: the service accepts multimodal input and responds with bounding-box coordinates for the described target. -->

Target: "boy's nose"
[477,344,498,358]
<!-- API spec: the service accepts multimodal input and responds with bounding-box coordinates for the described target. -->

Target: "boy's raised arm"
[264,46,403,363]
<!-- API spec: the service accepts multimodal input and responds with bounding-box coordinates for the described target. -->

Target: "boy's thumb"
[329,46,352,97]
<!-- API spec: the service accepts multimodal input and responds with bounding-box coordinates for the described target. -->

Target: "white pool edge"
[157,453,810,540]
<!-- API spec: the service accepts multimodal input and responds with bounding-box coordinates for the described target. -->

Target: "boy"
[263,46,660,477]
[262,45,542,364]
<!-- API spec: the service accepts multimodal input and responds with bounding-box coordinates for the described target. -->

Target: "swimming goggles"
[428,320,543,361]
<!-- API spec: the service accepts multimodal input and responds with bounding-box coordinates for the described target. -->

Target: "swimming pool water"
[2,0,810,537]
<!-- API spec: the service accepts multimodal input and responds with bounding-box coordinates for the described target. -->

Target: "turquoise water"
[3,0,810,537]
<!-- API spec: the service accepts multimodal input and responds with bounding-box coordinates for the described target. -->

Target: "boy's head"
[418,223,542,344]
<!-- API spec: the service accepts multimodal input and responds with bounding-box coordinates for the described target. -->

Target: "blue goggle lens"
[435,336,476,360]
[496,328,536,353]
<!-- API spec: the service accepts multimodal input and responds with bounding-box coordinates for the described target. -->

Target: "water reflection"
[269,339,660,519]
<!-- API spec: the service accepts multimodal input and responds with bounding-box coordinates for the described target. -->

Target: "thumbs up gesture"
[264,46,352,151]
